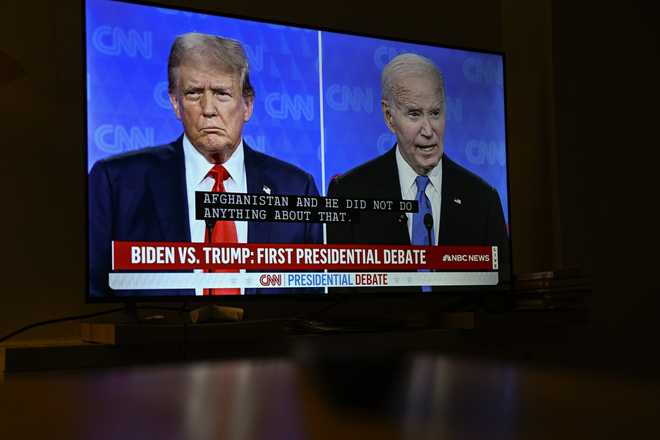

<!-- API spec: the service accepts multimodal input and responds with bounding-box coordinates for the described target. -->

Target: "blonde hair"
[168,32,254,98]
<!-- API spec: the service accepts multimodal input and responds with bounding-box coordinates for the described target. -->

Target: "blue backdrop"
[86,0,508,224]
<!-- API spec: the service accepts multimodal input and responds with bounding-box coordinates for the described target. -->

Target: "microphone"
[423,213,434,246]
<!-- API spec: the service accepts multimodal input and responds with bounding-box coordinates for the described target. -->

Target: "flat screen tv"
[85,0,512,301]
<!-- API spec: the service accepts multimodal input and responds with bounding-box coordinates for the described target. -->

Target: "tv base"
[189,305,244,324]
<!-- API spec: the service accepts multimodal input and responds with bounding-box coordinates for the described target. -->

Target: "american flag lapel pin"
[453,198,462,205]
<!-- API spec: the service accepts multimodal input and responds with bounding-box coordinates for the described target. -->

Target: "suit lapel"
[148,138,190,242]
[378,147,410,245]
[244,144,272,243]
[379,147,405,200]
[439,155,462,244]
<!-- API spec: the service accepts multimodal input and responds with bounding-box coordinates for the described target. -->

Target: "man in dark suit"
[327,53,509,288]
[89,33,321,297]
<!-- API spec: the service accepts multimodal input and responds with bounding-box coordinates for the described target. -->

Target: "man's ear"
[382,99,395,132]
[169,92,182,120]
[243,94,254,122]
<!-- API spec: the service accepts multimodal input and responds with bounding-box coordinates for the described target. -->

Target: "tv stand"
[80,301,249,344]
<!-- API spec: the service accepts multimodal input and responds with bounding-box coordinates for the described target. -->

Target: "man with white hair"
[327,53,510,288]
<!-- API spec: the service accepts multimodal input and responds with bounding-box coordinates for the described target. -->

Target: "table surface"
[1,332,659,440]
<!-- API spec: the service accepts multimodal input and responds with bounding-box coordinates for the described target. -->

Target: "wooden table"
[1,330,658,439]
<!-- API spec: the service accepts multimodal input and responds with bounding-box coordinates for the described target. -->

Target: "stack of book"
[512,268,590,311]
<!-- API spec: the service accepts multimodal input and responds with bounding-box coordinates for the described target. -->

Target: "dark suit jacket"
[89,137,322,297]
[327,147,510,289]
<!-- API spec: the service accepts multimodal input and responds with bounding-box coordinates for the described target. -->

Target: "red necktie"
[204,164,240,295]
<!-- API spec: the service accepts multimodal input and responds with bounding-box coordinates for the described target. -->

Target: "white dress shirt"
[183,135,248,243]
[395,146,442,244]
[183,135,248,295]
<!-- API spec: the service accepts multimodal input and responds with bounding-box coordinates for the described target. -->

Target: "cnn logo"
[259,274,282,287]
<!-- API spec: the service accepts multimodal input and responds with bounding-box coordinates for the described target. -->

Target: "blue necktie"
[412,176,434,292]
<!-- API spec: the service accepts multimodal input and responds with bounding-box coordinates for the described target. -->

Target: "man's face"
[382,74,445,175]
[169,62,253,163]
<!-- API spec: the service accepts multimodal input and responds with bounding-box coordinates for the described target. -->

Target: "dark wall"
[1,1,93,339]
[502,0,560,273]
[552,2,659,339]
[0,0,579,340]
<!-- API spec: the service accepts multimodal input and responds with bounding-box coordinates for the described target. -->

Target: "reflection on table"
[1,349,658,439]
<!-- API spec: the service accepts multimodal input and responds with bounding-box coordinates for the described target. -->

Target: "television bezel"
[83,0,514,304]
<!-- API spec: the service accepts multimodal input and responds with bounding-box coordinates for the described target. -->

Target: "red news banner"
[112,242,498,271]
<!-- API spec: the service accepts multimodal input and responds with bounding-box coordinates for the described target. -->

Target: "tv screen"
[85,0,511,300]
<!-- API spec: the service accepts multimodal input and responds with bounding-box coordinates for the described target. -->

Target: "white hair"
[168,32,254,98]
[381,53,445,111]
